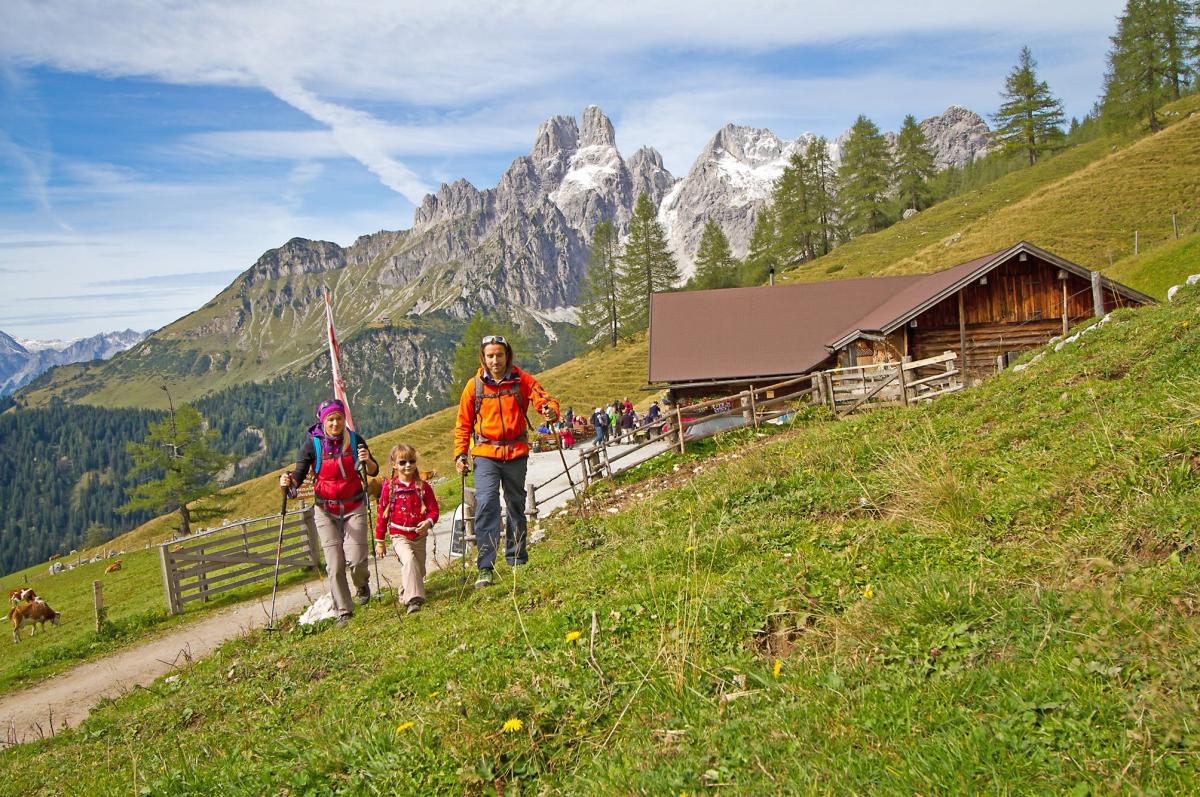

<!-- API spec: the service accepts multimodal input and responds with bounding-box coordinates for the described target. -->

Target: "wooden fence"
[158,507,321,615]
[819,350,962,416]
[528,355,963,508]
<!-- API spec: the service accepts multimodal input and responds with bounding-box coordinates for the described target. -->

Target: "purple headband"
[317,399,346,424]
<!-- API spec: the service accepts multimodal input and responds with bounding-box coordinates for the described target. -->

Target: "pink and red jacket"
[374,478,439,541]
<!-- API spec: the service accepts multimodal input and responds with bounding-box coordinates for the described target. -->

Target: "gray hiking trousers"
[473,455,528,570]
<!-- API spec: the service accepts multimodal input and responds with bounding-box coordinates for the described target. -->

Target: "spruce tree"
[893,114,936,211]
[992,46,1066,165]
[617,192,679,332]
[690,220,738,290]
[740,207,779,286]
[576,220,621,347]
[120,399,233,536]
[836,115,893,236]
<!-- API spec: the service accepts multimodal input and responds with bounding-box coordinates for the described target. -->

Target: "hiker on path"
[591,407,608,445]
[374,443,439,614]
[453,335,560,588]
[280,399,378,626]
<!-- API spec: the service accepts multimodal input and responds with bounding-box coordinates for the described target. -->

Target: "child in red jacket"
[374,444,439,613]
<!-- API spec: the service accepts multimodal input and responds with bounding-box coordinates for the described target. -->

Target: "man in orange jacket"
[454,334,559,587]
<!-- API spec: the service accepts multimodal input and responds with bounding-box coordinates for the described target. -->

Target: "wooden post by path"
[748,388,759,429]
[1173,213,1179,240]
[93,580,105,632]
[897,359,909,406]
[675,408,685,454]
[1091,271,1105,318]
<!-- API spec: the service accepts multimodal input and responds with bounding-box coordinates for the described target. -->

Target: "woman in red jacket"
[374,443,439,613]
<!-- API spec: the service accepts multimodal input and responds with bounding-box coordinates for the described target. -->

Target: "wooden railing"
[157,508,321,615]
[527,356,963,509]
[818,351,962,416]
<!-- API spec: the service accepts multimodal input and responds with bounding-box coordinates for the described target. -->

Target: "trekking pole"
[459,468,469,586]
[552,421,579,501]
[359,460,383,602]
[266,490,290,634]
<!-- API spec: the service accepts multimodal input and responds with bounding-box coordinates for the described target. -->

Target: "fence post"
[93,580,105,632]
[823,371,836,412]
[1173,213,1179,240]
[748,389,759,429]
[158,544,180,615]
[1135,230,1139,255]
[675,408,686,454]
[1091,271,1105,318]
[525,482,538,538]
[897,360,909,406]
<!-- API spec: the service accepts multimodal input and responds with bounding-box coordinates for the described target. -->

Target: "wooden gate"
[158,507,321,615]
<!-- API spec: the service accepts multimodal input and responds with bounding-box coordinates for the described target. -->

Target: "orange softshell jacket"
[454,366,559,461]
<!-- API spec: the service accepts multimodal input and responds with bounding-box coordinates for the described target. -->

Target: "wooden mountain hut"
[649,241,1153,403]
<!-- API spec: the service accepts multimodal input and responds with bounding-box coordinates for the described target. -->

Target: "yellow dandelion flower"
[396,721,414,733]
[427,691,440,699]
[685,545,695,553]
[772,659,782,678]
[565,630,583,643]
[502,717,524,733]
[863,585,874,599]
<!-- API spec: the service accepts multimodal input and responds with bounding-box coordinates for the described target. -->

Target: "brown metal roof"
[649,241,1155,385]
[648,274,922,383]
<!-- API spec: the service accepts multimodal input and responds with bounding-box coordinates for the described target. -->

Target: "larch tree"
[774,149,816,264]
[893,114,937,211]
[992,46,1066,165]
[690,220,738,290]
[836,115,893,236]
[1103,0,1199,131]
[120,395,233,537]
[804,136,838,255]
[739,207,780,286]
[576,219,621,347]
[617,192,679,332]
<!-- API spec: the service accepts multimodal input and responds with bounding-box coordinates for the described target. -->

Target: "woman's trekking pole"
[359,461,382,602]
[266,490,290,634]
[459,468,470,586]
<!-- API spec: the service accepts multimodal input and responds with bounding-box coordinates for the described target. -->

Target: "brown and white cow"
[104,560,122,574]
[9,599,60,642]
[7,587,36,605]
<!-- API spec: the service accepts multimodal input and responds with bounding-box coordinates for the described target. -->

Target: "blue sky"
[0,0,1125,340]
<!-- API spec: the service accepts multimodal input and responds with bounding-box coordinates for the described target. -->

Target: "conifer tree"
[893,114,936,211]
[739,207,779,286]
[992,46,1066,165]
[1102,0,1199,131]
[690,220,738,290]
[836,115,893,236]
[774,149,815,264]
[617,192,679,332]
[120,398,233,536]
[804,137,838,255]
[576,220,621,347]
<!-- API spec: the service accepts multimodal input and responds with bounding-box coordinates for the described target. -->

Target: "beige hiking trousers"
[389,534,427,604]
[313,506,369,617]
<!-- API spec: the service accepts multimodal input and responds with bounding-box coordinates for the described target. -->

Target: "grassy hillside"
[783,93,1200,286]
[3,277,1196,793]
[0,335,658,693]
[1105,230,1200,299]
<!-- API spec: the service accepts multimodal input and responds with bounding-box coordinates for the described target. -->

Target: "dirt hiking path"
[0,441,667,746]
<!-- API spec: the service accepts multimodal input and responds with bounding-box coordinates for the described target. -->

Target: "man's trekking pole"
[359,460,383,602]
[266,489,291,634]
[553,423,579,500]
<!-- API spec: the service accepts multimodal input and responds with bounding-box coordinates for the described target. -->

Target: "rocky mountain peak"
[920,105,992,170]
[531,115,580,185]
[413,178,485,231]
[579,105,617,148]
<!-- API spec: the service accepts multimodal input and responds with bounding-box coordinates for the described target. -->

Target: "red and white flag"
[324,290,356,432]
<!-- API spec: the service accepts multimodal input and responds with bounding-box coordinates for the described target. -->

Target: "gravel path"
[0,438,668,746]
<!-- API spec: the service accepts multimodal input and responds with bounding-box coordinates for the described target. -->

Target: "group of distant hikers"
[278,334,560,626]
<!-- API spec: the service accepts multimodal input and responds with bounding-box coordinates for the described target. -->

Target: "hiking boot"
[353,582,371,605]
[406,601,422,615]
[335,615,351,628]
[474,568,495,588]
